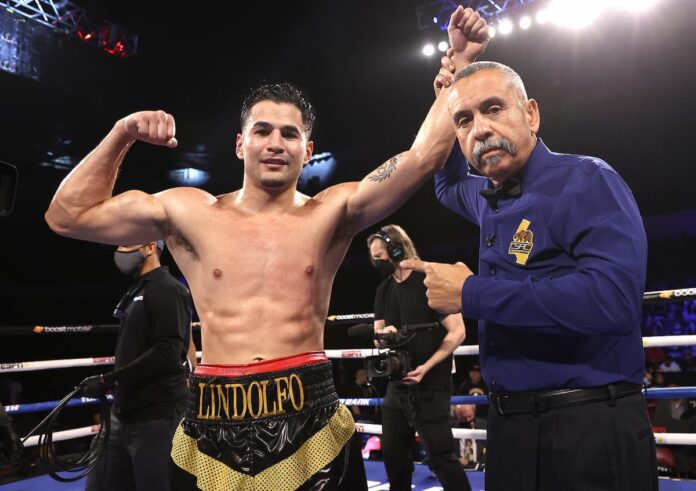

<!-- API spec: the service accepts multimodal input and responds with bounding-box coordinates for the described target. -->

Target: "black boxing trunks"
[170,352,367,491]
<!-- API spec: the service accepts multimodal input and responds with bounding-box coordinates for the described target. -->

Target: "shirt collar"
[135,265,168,285]
[512,137,552,186]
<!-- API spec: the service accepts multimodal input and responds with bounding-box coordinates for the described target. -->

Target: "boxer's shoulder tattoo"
[156,220,199,259]
[368,152,404,183]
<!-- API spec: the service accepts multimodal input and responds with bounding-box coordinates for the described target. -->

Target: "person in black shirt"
[82,240,192,491]
[458,365,486,397]
[368,225,470,491]
[458,364,488,418]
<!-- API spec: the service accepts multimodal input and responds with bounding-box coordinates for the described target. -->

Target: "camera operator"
[367,225,470,491]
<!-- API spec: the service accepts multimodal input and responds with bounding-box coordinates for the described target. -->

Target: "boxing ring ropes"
[2,287,696,453]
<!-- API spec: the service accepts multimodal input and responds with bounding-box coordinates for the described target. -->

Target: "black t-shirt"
[113,266,192,421]
[458,380,488,397]
[374,271,452,391]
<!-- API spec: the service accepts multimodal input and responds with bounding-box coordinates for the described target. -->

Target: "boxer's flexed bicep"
[61,189,170,245]
[46,110,179,245]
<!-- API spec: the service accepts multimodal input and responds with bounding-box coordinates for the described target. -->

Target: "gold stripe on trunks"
[171,404,355,491]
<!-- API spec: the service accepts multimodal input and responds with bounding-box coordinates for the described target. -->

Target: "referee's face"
[449,69,540,186]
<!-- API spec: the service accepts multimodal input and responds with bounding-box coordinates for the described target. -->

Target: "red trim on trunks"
[195,351,327,377]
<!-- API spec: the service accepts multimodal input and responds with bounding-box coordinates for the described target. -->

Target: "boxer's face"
[236,101,313,190]
[449,69,539,186]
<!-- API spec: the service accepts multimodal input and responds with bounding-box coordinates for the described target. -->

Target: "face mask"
[114,249,146,277]
[373,259,395,279]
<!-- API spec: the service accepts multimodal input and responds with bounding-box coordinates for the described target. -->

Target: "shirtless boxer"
[45,8,488,490]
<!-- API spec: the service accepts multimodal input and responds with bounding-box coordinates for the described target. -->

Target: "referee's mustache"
[472,137,517,166]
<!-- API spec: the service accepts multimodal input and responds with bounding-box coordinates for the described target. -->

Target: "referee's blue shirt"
[435,139,647,392]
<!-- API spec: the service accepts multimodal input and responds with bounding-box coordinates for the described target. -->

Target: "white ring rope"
[355,423,696,446]
[30,423,696,447]
[2,335,694,373]
[0,357,115,373]
[3,301,696,449]
[641,335,696,348]
[354,422,486,441]
[22,425,101,448]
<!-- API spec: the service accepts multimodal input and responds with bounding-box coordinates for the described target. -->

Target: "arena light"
[534,9,549,25]
[298,152,337,192]
[168,168,210,186]
[416,0,657,46]
[0,0,138,57]
[437,41,448,52]
[546,0,603,29]
[498,19,513,35]
[39,135,76,170]
[610,0,658,12]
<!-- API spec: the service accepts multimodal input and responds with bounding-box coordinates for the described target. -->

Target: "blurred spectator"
[452,404,486,470]
[458,365,488,419]
[644,370,654,387]
[671,397,687,420]
[684,302,696,323]
[652,382,696,478]
[645,347,666,368]
[681,350,696,372]
[654,372,667,387]
[458,365,487,397]
[346,368,380,423]
[660,357,683,372]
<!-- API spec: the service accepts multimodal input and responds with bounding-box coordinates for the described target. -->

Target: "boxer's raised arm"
[341,7,489,235]
[342,89,455,234]
[45,111,177,245]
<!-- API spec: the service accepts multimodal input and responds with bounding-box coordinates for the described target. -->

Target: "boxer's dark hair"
[240,83,315,136]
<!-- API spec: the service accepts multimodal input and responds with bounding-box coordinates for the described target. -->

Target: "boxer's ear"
[0,161,18,217]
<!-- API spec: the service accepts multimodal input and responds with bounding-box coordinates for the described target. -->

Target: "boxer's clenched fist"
[122,110,177,148]
[448,6,490,67]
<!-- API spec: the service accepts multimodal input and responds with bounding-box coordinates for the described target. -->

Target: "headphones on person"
[375,228,405,263]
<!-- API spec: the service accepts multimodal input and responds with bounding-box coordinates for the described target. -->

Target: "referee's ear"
[525,98,540,134]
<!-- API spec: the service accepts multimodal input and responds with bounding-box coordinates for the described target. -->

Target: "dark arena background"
[1,0,696,489]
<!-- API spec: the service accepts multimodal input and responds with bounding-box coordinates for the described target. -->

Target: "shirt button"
[490,268,496,275]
